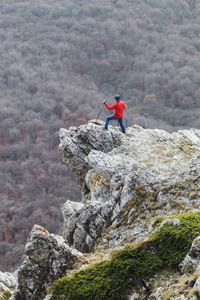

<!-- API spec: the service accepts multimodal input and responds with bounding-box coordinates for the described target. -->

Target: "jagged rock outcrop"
[179,236,200,299]
[179,236,200,274]
[59,121,121,189]
[62,200,112,253]
[11,225,83,300]
[8,122,200,300]
[59,122,200,253]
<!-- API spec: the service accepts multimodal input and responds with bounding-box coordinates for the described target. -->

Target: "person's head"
[114,95,120,101]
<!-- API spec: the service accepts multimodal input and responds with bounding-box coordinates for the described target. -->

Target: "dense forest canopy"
[1,0,200,271]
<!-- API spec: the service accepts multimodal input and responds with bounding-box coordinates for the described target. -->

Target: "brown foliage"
[143,94,157,105]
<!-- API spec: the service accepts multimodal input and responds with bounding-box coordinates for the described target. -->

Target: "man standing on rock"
[103,95,126,133]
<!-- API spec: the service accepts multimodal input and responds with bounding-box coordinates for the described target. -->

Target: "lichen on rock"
[11,225,83,300]
[59,122,200,253]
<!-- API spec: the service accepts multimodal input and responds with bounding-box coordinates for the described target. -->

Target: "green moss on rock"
[150,212,200,267]
[50,212,200,300]
[50,247,162,300]
[0,291,12,300]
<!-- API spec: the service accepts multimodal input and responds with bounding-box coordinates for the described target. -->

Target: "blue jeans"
[104,115,126,133]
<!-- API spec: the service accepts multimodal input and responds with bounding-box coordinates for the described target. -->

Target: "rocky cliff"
[2,121,200,300]
[59,122,200,254]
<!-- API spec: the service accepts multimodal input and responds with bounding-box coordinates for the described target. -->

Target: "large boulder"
[11,225,83,300]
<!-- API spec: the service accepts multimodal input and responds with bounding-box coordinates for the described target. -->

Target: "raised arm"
[104,102,117,110]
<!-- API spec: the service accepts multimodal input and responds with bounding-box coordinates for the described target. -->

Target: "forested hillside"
[1,0,200,271]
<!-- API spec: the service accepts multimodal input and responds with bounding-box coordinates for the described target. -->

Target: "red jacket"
[104,100,126,118]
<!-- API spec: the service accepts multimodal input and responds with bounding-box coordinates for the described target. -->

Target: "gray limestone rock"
[59,123,121,189]
[0,271,17,299]
[60,122,200,253]
[0,271,17,290]
[172,218,181,227]
[149,287,162,300]
[62,200,112,252]
[179,236,200,274]
[11,225,83,300]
